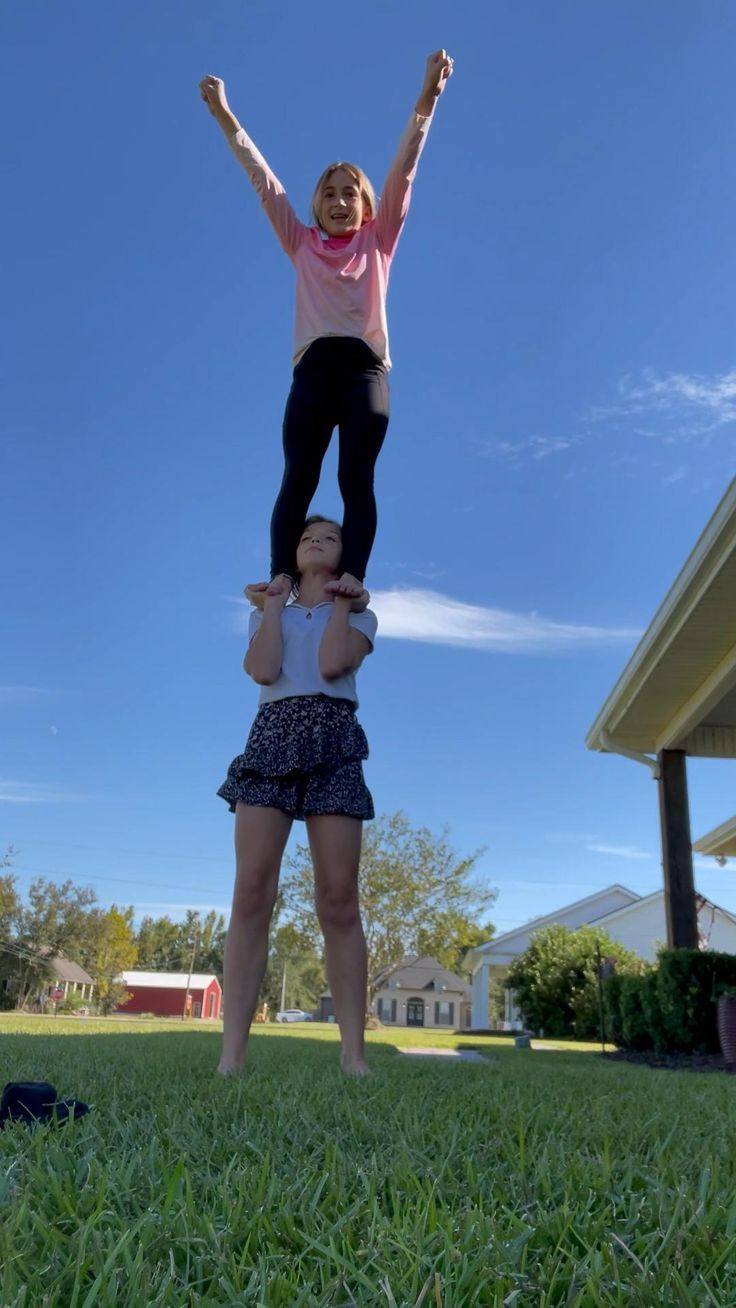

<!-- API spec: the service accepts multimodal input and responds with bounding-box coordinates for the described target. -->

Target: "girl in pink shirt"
[199,51,453,603]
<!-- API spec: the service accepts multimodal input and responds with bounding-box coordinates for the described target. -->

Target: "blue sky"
[3,0,736,939]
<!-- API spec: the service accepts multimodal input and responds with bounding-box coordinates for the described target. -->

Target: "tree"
[135,916,182,970]
[176,909,227,976]
[10,878,98,1008]
[506,924,644,1040]
[280,811,495,999]
[135,910,227,977]
[260,922,326,1015]
[0,848,21,939]
[20,878,98,958]
[82,905,138,1014]
[415,912,496,978]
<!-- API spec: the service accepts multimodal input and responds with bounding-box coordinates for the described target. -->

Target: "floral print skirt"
[217,694,373,822]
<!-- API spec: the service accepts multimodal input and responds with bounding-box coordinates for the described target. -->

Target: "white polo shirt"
[249,602,377,707]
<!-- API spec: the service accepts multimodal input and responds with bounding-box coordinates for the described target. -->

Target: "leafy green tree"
[11,878,98,1007]
[415,912,495,978]
[20,878,97,957]
[281,811,495,999]
[506,924,644,1039]
[135,915,182,970]
[82,905,138,1014]
[176,909,227,976]
[260,922,326,1015]
[135,910,227,977]
[0,869,21,939]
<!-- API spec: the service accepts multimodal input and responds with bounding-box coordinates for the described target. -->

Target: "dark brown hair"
[291,515,342,594]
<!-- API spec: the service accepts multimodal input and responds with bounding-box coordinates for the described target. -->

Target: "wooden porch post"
[657,748,698,949]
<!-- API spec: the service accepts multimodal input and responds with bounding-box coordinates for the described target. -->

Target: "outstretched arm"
[415,49,454,117]
[376,50,454,256]
[199,75,305,257]
[199,74,243,137]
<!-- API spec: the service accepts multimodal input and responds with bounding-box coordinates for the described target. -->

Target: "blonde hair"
[310,163,377,231]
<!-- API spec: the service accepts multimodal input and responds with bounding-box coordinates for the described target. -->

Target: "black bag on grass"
[0,1081,90,1128]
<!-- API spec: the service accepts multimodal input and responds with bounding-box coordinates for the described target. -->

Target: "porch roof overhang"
[693,814,736,859]
[585,477,736,760]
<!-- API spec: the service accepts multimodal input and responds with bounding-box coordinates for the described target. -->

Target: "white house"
[465,884,736,1029]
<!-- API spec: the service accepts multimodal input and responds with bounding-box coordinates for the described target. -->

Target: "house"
[586,475,736,948]
[117,971,222,1019]
[0,945,95,1008]
[372,955,471,1030]
[465,884,736,1029]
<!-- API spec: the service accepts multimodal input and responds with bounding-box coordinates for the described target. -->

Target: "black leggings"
[270,337,390,581]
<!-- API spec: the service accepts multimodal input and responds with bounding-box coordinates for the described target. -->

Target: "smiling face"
[318,167,367,237]
[295,519,342,576]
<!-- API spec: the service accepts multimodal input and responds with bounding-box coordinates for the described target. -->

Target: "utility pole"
[280,963,287,1013]
[182,930,200,1021]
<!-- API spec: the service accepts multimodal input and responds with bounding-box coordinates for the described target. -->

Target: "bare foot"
[244,582,268,609]
[244,575,292,609]
[341,1058,371,1077]
[216,1062,244,1077]
[267,573,292,597]
[324,573,365,603]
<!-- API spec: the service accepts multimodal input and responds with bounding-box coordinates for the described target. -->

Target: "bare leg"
[218,803,292,1074]
[307,814,369,1075]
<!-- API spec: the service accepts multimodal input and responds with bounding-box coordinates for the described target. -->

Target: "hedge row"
[603,949,736,1053]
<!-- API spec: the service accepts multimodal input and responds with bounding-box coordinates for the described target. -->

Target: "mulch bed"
[603,1049,735,1074]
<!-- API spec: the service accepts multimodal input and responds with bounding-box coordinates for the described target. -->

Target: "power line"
[5,836,232,867]
[8,863,232,896]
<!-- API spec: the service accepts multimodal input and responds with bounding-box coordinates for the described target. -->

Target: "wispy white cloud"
[587,843,654,861]
[370,589,641,653]
[227,589,640,653]
[662,466,688,487]
[476,435,578,467]
[0,686,47,705]
[0,780,89,805]
[594,367,736,441]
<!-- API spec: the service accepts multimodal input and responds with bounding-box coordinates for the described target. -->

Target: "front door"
[406,998,425,1027]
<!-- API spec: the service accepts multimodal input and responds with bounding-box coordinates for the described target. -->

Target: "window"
[434,1001,455,1026]
[377,997,397,1022]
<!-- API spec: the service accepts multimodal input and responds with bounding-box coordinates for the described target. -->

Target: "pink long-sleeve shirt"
[227,110,434,369]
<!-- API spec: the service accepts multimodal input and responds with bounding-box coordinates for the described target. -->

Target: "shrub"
[602,974,624,1046]
[656,949,736,1054]
[619,973,655,1050]
[608,951,736,1054]
[507,925,644,1040]
[55,994,83,1015]
[640,970,664,1051]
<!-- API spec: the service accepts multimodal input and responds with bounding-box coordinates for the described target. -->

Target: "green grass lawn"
[1,1017,735,1306]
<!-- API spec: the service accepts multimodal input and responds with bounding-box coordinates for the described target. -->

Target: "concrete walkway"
[397,1047,490,1064]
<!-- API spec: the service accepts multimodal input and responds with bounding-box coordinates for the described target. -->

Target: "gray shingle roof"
[372,955,470,996]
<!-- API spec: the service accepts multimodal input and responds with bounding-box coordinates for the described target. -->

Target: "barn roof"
[120,971,220,990]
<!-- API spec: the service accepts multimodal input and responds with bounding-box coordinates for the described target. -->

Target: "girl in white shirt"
[217,517,377,1076]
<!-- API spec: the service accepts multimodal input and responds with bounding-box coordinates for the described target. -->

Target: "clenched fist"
[199,75,229,116]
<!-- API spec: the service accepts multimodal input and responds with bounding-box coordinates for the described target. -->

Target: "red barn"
[117,971,222,1019]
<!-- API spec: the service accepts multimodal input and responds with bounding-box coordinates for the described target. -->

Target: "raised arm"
[199,75,306,258]
[244,591,286,685]
[376,50,454,257]
[318,599,373,680]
